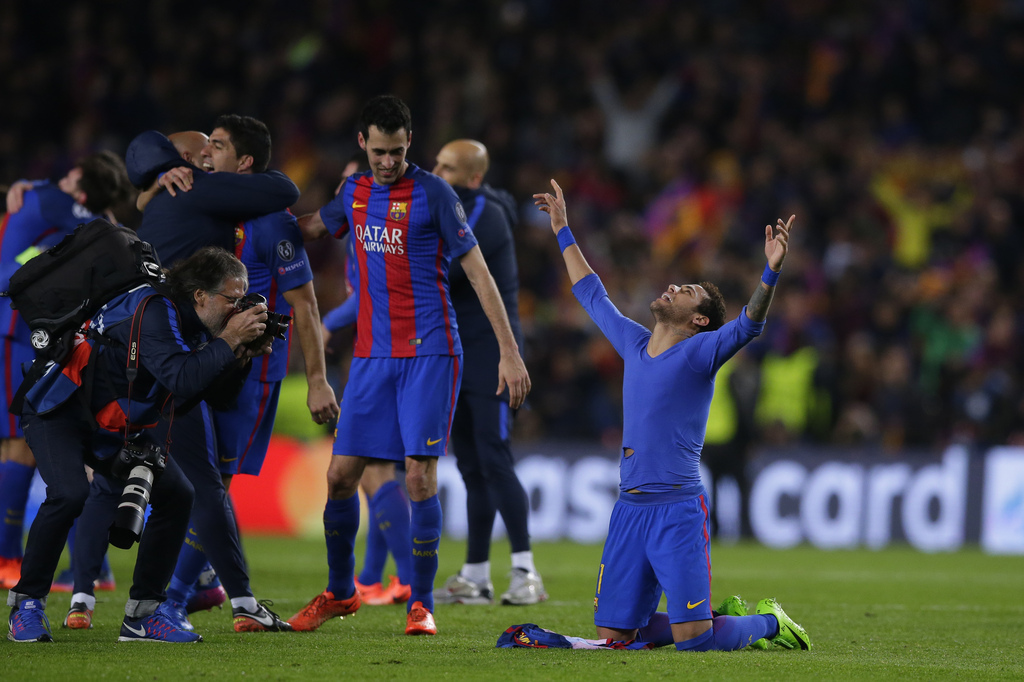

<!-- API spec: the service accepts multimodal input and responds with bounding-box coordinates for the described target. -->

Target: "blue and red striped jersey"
[0,181,98,340]
[319,163,478,358]
[233,209,313,382]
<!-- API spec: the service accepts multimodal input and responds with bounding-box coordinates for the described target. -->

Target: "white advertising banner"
[436,442,1024,554]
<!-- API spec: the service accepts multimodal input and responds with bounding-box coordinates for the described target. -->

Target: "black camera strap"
[124,294,176,454]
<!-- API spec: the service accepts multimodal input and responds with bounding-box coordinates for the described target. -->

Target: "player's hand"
[241,338,274,358]
[6,181,32,214]
[307,379,340,425]
[497,352,531,409]
[220,304,267,349]
[765,215,795,272]
[533,179,569,235]
[158,166,194,197]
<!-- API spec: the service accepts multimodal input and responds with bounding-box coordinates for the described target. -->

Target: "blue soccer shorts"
[215,377,281,476]
[333,355,462,461]
[593,489,713,630]
[0,336,35,439]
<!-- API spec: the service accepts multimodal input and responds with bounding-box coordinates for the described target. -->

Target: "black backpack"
[2,218,164,412]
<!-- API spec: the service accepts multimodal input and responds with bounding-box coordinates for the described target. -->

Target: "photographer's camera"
[236,292,291,341]
[109,441,166,549]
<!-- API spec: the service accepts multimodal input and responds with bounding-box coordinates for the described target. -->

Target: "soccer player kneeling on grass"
[533,180,811,652]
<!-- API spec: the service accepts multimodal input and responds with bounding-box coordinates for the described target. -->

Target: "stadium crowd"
[2,0,1023,453]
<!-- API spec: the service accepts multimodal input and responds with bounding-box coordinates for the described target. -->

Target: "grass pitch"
[2,538,1022,681]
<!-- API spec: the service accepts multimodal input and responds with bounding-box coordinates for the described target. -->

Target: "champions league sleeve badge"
[276,240,295,261]
[455,201,467,224]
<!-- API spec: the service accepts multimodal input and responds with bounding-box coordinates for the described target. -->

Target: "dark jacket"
[126,131,300,266]
[24,285,246,457]
[448,184,524,397]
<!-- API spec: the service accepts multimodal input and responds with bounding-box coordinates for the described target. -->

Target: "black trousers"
[449,391,530,562]
[12,402,193,611]
[72,402,252,599]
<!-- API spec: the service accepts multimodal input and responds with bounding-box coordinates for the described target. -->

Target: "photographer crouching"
[7,247,269,643]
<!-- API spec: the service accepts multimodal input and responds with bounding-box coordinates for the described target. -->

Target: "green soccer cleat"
[755,598,811,651]
[716,596,771,650]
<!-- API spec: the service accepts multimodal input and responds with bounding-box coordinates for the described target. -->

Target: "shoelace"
[254,599,283,621]
[12,609,49,634]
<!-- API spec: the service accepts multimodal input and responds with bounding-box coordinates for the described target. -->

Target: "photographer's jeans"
[9,403,194,617]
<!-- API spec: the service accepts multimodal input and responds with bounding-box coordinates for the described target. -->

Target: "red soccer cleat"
[63,602,93,630]
[384,576,412,605]
[354,579,389,606]
[405,601,437,636]
[287,590,361,632]
[0,557,22,590]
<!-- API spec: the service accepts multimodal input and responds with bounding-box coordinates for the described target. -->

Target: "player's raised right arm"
[533,179,595,285]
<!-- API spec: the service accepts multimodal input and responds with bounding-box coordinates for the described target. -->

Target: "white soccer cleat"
[500,568,548,606]
[432,574,494,605]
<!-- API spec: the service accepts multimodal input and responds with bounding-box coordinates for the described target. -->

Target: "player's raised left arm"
[459,246,531,409]
[745,214,794,323]
[534,179,595,285]
[282,281,340,425]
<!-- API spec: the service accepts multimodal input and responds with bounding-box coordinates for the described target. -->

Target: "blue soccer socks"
[0,461,34,558]
[409,495,442,612]
[371,481,412,585]
[166,526,209,604]
[637,611,674,647]
[324,495,360,599]
[674,614,776,651]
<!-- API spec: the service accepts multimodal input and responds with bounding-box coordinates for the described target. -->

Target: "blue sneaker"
[8,599,54,642]
[155,599,194,631]
[118,611,202,643]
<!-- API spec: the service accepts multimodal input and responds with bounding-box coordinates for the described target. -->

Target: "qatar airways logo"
[355,223,405,255]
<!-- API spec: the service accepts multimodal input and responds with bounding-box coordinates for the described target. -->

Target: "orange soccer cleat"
[63,602,94,630]
[354,579,388,605]
[384,575,412,605]
[287,589,361,632]
[404,601,437,636]
[0,557,22,590]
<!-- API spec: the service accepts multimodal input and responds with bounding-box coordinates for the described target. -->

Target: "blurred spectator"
[3,0,1024,451]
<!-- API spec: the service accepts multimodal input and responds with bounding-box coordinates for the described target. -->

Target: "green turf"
[3,538,1023,680]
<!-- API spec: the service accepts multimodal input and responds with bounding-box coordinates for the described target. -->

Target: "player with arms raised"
[534,179,810,652]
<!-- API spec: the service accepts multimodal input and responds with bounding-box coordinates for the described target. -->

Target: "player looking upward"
[534,180,810,652]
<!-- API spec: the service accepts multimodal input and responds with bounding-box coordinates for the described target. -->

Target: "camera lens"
[109,464,155,549]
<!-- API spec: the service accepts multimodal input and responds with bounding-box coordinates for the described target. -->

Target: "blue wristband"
[556,226,576,252]
[761,263,780,287]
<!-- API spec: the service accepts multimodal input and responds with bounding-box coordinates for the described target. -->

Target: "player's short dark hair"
[359,95,412,139]
[214,114,272,172]
[696,281,727,332]
[76,151,130,213]
[167,246,248,304]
